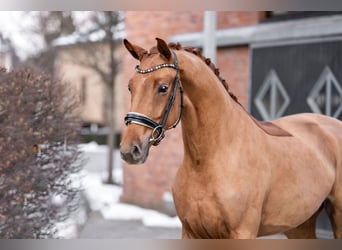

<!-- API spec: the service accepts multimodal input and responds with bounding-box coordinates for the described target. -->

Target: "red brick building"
[120,11,266,213]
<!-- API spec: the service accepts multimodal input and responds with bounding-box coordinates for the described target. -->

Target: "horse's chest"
[178,198,230,238]
[173,184,235,238]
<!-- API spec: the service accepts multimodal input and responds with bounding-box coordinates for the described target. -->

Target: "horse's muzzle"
[120,139,150,165]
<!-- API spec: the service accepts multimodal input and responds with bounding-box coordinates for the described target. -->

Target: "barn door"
[250,39,342,122]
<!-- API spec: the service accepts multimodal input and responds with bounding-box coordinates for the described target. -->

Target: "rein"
[124,50,184,146]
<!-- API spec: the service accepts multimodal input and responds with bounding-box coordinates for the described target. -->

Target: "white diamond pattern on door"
[307,66,342,118]
[254,69,290,121]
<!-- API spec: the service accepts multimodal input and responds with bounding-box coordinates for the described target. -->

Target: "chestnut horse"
[120,37,342,239]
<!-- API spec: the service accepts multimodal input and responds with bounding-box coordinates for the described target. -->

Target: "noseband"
[124,50,184,146]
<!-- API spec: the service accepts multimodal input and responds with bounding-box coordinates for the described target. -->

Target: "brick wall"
[217,46,250,107]
[120,11,264,213]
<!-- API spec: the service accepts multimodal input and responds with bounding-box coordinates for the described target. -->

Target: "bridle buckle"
[149,125,165,145]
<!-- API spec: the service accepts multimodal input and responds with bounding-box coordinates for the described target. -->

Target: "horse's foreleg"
[229,230,257,239]
[181,227,191,239]
[325,198,342,238]
[181,234,189,239]
[227,207,261,239]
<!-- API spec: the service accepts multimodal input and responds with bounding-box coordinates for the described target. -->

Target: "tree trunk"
[106,83,115,184]
[106,26,117,184]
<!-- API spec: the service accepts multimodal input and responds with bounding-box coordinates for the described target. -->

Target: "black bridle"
[124,50,184,146]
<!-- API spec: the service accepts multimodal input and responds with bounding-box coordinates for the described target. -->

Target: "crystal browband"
[135,63,177,74]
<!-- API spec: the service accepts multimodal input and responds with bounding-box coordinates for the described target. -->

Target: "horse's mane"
[167,42,239,104]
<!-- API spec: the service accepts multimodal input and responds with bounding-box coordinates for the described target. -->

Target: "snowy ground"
[54,142,181,238]
[82,171,181,228]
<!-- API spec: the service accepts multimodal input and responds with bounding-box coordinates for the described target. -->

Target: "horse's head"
[120,38,183,164]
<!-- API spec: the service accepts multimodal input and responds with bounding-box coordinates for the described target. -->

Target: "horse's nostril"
[132,143,142,160]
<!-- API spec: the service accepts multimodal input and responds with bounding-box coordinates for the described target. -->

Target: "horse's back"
[253,111,342,144]
[274,113,342,133]
[274,112,342,189]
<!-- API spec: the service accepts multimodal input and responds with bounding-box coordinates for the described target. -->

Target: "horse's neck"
[179,53,261,167]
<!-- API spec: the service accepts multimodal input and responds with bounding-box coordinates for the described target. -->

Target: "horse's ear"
[156,38,171,61]
[123,39,147,61]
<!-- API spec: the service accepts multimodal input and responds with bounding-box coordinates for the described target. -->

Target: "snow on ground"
[82,171,182,228]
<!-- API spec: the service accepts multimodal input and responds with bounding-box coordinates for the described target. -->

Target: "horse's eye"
[158,84,169,94]
[128,85,131,92]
